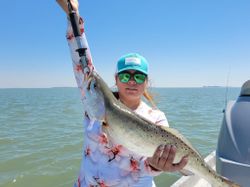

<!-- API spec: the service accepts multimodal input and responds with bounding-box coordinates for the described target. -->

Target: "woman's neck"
[119,96,141,110]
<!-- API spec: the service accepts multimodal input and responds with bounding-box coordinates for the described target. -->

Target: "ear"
[115,74,118,85]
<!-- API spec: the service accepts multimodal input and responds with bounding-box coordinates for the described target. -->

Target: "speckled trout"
[57,0,239,187]
[82,70,240,187]
[56,1,239,186]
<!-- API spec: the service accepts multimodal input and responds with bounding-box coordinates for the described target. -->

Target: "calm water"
[0,87,240,187]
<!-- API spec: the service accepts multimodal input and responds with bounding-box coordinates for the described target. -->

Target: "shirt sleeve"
[66,17,94,95]
[155,111,169,127]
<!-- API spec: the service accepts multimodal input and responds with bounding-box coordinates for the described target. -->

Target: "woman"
[57,0,188,186]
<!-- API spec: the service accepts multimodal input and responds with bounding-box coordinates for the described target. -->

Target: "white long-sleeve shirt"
[65,17,169,187]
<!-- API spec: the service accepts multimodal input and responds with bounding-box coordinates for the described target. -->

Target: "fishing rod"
[67,0,90,73]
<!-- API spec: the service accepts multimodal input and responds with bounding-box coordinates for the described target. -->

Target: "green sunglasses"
[118,71,147,84]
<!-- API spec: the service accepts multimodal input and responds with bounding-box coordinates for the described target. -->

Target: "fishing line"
[224,65,231,111]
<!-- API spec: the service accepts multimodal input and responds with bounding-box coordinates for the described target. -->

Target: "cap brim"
[117,67,148,75]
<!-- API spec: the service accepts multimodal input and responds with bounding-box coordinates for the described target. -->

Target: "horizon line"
[0,86,241,89]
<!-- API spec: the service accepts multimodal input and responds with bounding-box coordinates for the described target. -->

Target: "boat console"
[216,80,250,187]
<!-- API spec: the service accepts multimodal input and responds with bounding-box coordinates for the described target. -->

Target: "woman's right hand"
[56,0,79,15]
[146,144,188,172]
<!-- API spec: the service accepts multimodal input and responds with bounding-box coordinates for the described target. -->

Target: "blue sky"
[0,0,249,88]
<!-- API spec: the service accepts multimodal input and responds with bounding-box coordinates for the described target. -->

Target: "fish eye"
[90,80,97,89]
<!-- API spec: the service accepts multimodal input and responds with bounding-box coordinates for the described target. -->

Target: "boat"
[171,80,250,187]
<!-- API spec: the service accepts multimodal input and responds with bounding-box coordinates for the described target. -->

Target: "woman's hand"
[146,145,188,172]
[56,0,79,15]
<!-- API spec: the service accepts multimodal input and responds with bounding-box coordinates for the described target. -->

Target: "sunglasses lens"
[118,73,131,83]
[134,74,146,84]
[118,72,146,84]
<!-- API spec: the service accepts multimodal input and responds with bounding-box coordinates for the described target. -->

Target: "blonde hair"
[143,90,157,109]
[143,78,158,109]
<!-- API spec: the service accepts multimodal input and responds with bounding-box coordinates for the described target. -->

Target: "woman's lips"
[126,88,137,91]
[125,88,138,93]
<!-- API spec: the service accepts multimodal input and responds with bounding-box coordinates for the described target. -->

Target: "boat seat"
[240,80,250,96]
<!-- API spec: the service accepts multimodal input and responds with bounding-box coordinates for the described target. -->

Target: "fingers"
[56,0,69,14]
[164,145,176,165]
[70,0,79,11]
[160,145,177,171]
[56,0,79,15]
[158,145,171,166]
[172,155,189,171]
[148,145,165,168]
[147,145,189,172]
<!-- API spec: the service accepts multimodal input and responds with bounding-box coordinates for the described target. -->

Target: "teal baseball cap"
[116,53,149,75]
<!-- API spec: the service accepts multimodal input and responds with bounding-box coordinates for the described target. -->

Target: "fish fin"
[179,169,194,176]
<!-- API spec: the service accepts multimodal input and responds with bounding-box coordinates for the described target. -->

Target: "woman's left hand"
[146,144,188,172]
[56,0,79,15]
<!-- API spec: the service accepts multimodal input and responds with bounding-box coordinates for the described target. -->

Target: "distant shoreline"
[202,86,223,88]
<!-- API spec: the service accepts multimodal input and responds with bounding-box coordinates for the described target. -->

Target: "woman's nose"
[127,78,137,85]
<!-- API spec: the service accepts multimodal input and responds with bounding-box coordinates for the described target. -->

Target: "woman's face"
[115,70,148,100]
